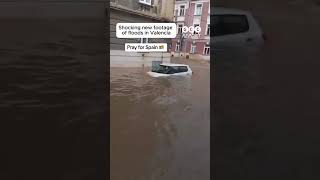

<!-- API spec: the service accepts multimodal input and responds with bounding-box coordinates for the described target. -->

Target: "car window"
[167,66,178,74]
[212,15,249,36]
[153,65,188,74]
[177,66,188,73]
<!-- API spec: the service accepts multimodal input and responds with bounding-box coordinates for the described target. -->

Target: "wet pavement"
[110,57,210,180]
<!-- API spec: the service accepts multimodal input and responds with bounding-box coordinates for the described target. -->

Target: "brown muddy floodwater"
[0,19,107,179]
[110,58,210,180]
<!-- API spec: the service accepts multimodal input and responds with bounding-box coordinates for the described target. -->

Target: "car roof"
[160,63,188,67]
[211,7,250,15]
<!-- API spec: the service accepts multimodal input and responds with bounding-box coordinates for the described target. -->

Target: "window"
[178,66,188,72]
[170,66,179,74]
[194,24,200,34]
[141,38,148,43]
[206,24,210,36]
[176,43,180,52]
[204,45,210,55]
[212,15,249,36]
[170,67,178,73]
[179,5,185,16]
[178,24,183,34]
[139,0,151,6]
[152,65,174,74]
[190,44,196,54]
[195,4,202,15]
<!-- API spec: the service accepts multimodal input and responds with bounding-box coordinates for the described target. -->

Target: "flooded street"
[0,19,107,179]
[110,58,210,180]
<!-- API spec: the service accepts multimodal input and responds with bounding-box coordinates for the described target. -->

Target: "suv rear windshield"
[152,65,188,74]
[212,15,249,36]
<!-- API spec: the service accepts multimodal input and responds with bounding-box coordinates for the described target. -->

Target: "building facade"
[171,0,210,60]
[110,0,175,67]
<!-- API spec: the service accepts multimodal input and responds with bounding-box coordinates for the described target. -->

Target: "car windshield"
[152,65,177,74]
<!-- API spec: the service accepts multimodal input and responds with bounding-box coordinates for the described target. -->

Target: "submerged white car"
[147,63,192,77]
